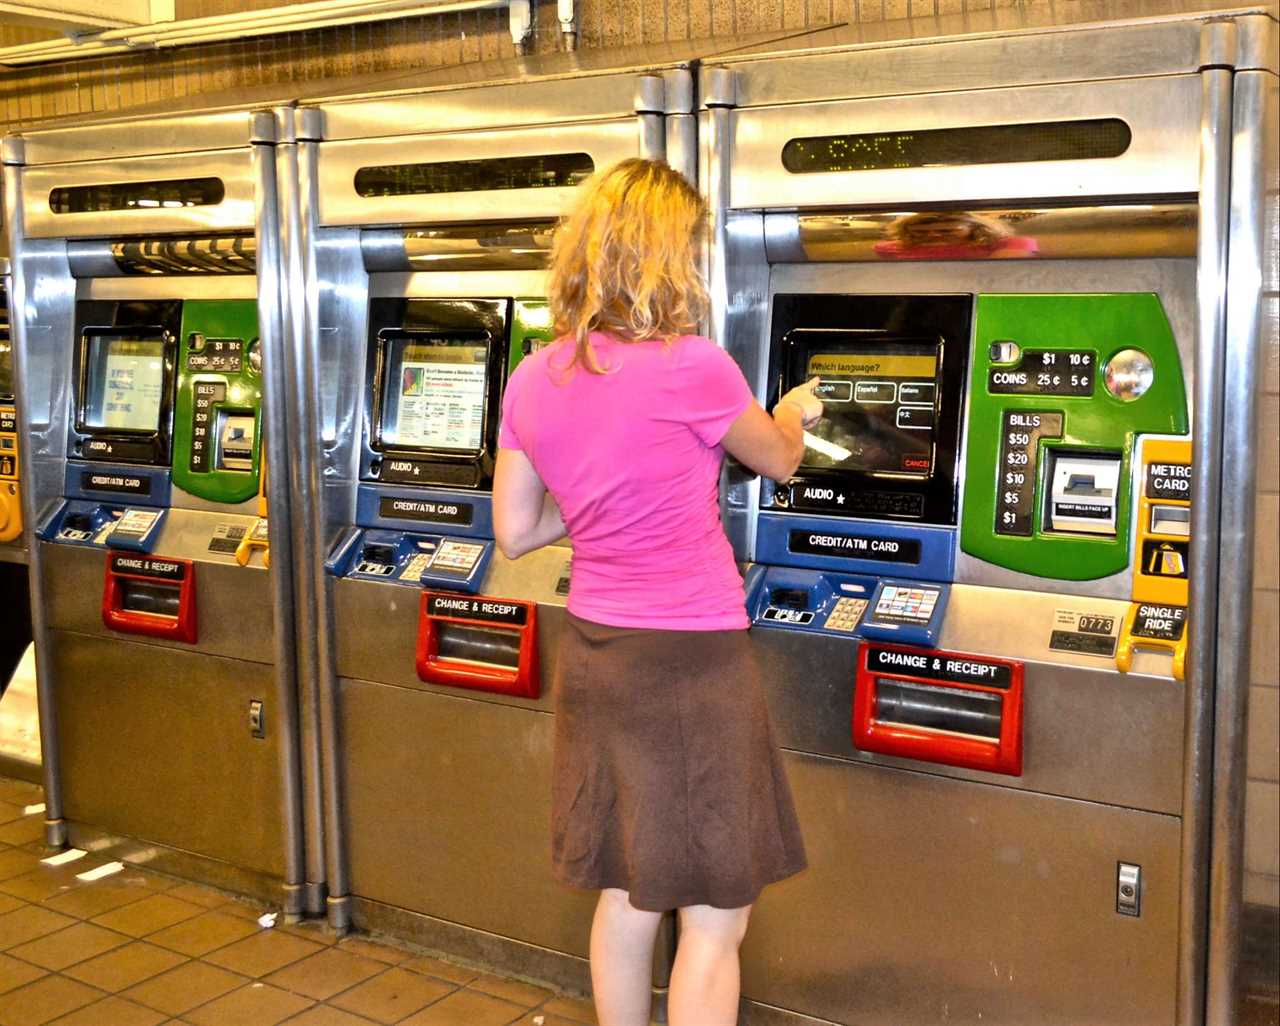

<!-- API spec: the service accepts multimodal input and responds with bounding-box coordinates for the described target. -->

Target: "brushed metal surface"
[740,752,1181,1026]
[754,585,1183,816]
[22,148,258,240]
[41,539,277,666]
[339,674,596,957]
[726,75,1200,211]
[16,109,267,167]
[51,631,285,877]
[81,276,259,301]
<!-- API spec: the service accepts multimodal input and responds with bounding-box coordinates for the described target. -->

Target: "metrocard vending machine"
[3,110,305,904]
[285,59,694,985]
[702,8,1273,1025]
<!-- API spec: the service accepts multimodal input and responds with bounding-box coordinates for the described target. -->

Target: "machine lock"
[854,645,1024,775]
[1116,862,1142,917]
[102,552,197,644]
[416,591,539,699]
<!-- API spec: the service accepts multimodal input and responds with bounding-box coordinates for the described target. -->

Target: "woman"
[493,158,823,1026]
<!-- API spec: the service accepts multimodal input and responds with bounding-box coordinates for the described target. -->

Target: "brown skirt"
[550,613,808,912]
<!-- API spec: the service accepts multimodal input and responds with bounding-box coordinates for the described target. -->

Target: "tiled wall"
[1245,117,1280,912]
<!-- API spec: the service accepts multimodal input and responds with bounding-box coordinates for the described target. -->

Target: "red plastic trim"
[415,591,540,699]
[853,643,1024,776]
[101,552,198,644]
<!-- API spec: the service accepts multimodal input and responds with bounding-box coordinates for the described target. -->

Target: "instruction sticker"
[1049,608,1119,657]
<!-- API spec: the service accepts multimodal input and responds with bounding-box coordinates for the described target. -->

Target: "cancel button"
[789,530,921,564]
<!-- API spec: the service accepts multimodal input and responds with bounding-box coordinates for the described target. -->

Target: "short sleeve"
[679,338,755,447]
[498,361,526,451]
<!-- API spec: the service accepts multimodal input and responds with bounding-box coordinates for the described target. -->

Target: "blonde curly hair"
[547,158,708,373]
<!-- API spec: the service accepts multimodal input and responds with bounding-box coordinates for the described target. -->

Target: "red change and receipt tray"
[854,643,1024,776]
[416,591,539,699]
[102,551,198,644]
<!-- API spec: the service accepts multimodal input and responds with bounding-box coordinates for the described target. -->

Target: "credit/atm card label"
[378,496,473,526]
[1145,462,1192,500]
[995,411,1063,537]
[82,470,152,496]
[1049,608,1118,657]
[426,594,527,626]
[1131,604,1187,641]
[789,531,920,563]
[988,350,1095,397]
[110,553,187,581]
[866,646,1013,688]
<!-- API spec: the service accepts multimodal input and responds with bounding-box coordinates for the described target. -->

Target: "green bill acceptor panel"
[172,300,263,504]
[961,294,1188,580]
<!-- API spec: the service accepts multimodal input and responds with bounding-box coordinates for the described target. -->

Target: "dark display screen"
[782,119,1132,174]
[49,178,225,214]
[354,153,595,197]
[82,336,167,433]
[378,334,489,453]
[793,336,941,478]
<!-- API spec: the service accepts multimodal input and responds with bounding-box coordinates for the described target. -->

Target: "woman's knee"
[677,903,752,950]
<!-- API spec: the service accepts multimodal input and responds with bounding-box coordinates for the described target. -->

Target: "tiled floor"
[0,777,598,1026]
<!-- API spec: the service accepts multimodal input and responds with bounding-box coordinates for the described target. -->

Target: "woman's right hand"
[775,377,825,429]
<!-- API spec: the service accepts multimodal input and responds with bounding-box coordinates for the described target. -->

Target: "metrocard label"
[866,646,1013,688]
[425,594,527,626]
[109,554,187,581]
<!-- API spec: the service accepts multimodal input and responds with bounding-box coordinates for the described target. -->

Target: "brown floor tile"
[0,974,102,1026]
[400,988,525,1026]
[399,956,478,987]
[468,974,553,1008]
[46,995,168,1026]
[122,962,248,1017]
[0,955,43,997]
[203,929,323,978]
[215,899,271,923]
[509,1015,579,1026]
[0,903,20,923]
[328,967,453,1025]
[146,912,260,958]
[539,995,598,1024]
[91,895,205,938]
[163,885,230,911]
[0,866,92,905]
[44,878,158,920]
[0,820,44,849]
[183,982,313,1026]
[334,937,409,966]
[0,787,40,809]
[8,921,131,971]
[278,1006,380,1026]
[0,852,41,885]
[64,941,187,992]
[0,807,23,828]
[0,906,77,951]
[264,947,385,1001]
[276,920,338,947]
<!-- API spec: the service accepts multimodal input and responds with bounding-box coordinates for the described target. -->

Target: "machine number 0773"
[1077,614,1115,635]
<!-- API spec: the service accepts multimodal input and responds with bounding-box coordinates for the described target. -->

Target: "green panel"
[961,294,1188,580]
[171,300,262,505]
[508,298,555,379]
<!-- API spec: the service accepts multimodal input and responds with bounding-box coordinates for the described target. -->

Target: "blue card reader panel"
[747,565,948,648]
[39,500,166,553]
[328,527,492,592]
[356,484,494,541]
[754,512,956,582]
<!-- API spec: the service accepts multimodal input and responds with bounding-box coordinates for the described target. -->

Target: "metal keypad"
[824,597,868,633]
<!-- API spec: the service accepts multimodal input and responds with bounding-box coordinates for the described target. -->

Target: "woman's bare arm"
[721,377,824,481]
[493,448,567,559]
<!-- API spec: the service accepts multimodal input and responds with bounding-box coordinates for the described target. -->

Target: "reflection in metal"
[112,236,256,275]
[359,223,555,272]
[767,204,1198,263]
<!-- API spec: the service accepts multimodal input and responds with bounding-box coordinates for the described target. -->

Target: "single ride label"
[1131,604,1187,641]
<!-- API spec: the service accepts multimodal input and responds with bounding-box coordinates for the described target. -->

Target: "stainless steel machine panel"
[727,75,1200,211]
[51,632,285,877]
[741,752,1181,1026]
[22,149,259,240]
[317,120,645,228]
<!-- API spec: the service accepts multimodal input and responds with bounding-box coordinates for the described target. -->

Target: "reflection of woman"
[493,159,822,1026]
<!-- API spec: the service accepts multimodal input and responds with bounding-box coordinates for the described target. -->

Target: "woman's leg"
[590,888,663,1026]
[668,903,752,1026]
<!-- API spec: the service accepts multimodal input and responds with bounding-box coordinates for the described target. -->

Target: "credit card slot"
[874,678,1002,739]
[436,623,520,669]
[1149,504,1190,537]
[119,580,181,618]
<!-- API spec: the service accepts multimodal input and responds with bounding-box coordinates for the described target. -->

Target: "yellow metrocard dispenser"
[0,406,21,544]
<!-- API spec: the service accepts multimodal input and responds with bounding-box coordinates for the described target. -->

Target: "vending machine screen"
[378,334,489,454]
[82,336,167,433]
[790,334,941,478]
[0,337,13,400]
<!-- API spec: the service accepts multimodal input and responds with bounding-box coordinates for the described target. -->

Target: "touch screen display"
[0,339,13,401]
[381,337,488,452]
[801,342,940,477]
[83,337,166,433]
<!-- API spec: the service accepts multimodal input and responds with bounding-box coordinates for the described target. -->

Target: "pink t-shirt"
[499,332,753,631]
